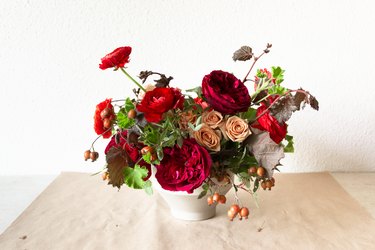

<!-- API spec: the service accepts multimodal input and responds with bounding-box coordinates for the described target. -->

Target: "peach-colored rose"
[225,116,251,142]
[202,110,224,129]
[179,110,197,130]
[193,124,221,152]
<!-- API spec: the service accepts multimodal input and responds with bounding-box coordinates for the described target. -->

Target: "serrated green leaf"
[124,98,135,112]
[117,109,135,129]
[268,85,288,95]
[124,165,148,189]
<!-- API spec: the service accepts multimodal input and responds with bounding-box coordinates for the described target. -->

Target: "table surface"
[0,172,375,249]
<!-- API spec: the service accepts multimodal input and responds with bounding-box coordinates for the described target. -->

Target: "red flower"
[136,87,184,123]
[99,46,132,70]
[94,99,115,139]
[202,70,251,115]
[105,130,151,180]
[252,104,287,144]
[155,139,211,193]
[194,97,209,110]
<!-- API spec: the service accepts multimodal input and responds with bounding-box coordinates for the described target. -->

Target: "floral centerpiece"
[84,43,319,221]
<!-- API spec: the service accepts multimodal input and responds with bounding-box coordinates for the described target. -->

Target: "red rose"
[155,138,212,193]
[99,46,132,70]
[94,99,115,139]
[105,131,151,180]
[202,70,251,115]
[252,104,287,144]
[136,87,184,123]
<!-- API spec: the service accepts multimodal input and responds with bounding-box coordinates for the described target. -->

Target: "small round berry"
[218,195,226,204]
[128,109,137,119]
[248,166,257,174]
[261,181,267,190]
[227,210,236,221]
[271,177,275,186]
[103,118,112,129]
[212,192,220,203]
[90,151,99,162]
[230,204,241,215]
[141,146,154,155]
[207,196,214,206]
[84,150,91,161]
[257,166,266,177]
[100,108,111,119]
[150,154,157,162]
[240,207,249,219]
[265,180,273,190]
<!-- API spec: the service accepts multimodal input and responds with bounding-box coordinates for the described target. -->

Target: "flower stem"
[119,67,146,92]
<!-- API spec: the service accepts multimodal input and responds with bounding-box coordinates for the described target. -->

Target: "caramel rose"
[225,116,251,142]
[194,124,222,152]
[202,110,224,129]
[179,110,197,130]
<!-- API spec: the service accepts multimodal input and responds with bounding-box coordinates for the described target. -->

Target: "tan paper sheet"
[1,172,374,250]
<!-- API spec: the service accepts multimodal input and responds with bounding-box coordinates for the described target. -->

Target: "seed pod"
[248,166,257,175]
[257,166,266,177]
[261,181,267,190]
[127,109,137,119]
[230,204,241,215]
[90,151,99,162]
[84,150,91,161]
[240,207,249,219]
[150,154,157,162]
[103,118,112,129]
[212,192,220,203]
[227,210,236,221]
[100,108,111,119]
[141,146,154,155]
[218,195,226,204]
[265,180,273,190]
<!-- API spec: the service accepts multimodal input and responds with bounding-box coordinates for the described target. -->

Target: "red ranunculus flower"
[155,138,212,193]
[94,99,115,139]
[194,97,209,110]
[99,46,132,70]
[202,70,251,115]
[252,104,287,144]
[105,130,151,180]
[136,87,184,123]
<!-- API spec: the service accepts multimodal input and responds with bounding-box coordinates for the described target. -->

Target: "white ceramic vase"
[151,174,233,221]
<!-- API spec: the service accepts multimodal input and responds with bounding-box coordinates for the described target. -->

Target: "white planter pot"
[151,174,233,221]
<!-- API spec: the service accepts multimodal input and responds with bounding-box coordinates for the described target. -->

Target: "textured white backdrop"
[0,0,374,175]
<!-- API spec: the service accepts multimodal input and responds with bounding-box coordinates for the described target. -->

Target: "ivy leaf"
[233,46,253,61]
[247,128,285,178]
[124,165,148,189]
[106,147,132,189]
[283,135,294,153]
[269,95,297,123]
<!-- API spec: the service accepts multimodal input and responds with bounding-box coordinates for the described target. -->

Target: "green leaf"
[117,109,135,129]
[241,108,257,121]
[253,178,260,193]
[271,66,285,85]
[124,165,148,189]
[156,147,164,161]
[186,86,202,96]
[124,98,135,112]
[284,135,294,153]
[197,190,207,199]
[268,85,288,95]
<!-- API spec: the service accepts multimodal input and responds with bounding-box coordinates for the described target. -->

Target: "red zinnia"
[94,99,115,139]
[99,46,132,70]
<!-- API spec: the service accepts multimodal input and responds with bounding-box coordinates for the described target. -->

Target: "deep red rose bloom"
[155,138,212,193]
[252,104,287,144]
[94,99,115,139]
[99,46,132,70]
[202,70,251,115]
[105,130,151,180]
[136,87,184,123]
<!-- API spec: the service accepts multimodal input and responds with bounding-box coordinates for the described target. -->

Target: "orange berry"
[265,180,273,190]
[230,204,241,215]
[248,166,257,174]
[100,108,111,119]
[257,166,266,177]
[103,118,112,129]
[218,195,226,204]
[150,154,157,162]
[127,109,137,119]
[227,210,236,221]
[90,151,99,162]
[240,207,249,219]
[212,192,220,203]
[141,146,154,155]
[271,177,275,186]
[84,150,91,161]
[261,181,267,190]
[207,196,214,206]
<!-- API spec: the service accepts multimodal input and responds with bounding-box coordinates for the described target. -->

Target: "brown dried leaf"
[246,128,285,178]
[293,89,308,111]
[270,95,297,123]
[233,46,253,61]
[106,147,132,189]
[309,95,319,111]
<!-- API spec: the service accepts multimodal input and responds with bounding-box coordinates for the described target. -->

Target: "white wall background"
[0,0,374,175]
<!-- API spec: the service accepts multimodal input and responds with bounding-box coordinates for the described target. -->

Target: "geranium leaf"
[247,128,285,178]
[269,95,297,123]
[124,165,148,189]
[117,109,135,129]
[233,46,253,62]
[106,147,132,189]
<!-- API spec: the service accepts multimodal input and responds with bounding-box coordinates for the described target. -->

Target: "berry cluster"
[227,204,249,221]
[207,192,226,205]
[84,150,99,162]
[100,107,116,130]
[248,166,276,191]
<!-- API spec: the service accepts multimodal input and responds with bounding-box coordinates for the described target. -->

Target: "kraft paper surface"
[1,172,374,250]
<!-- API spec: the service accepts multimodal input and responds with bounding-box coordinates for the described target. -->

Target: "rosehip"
[128,109,137,119]
[265,180,273,190]
[248,166,257,174]
[257,166,266,177]
[90,151,99,162]
[240,207,249,219]
[230,204,241,215]
[212,192,220,203]
[261,181,267,190]
[271,177,275,186]
[150,154,157,162]
[103,118,112,129]
[141,146,154,155]
[227,210,236,221]
[84,150,91,161]
[207,196,214,206]
[100,108,111,119]
[218,195,226,204]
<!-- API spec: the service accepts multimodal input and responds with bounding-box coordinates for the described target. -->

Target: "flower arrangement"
[84,43,319,221]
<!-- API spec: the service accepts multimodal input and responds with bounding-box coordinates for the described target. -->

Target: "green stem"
[119,67,146,92]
